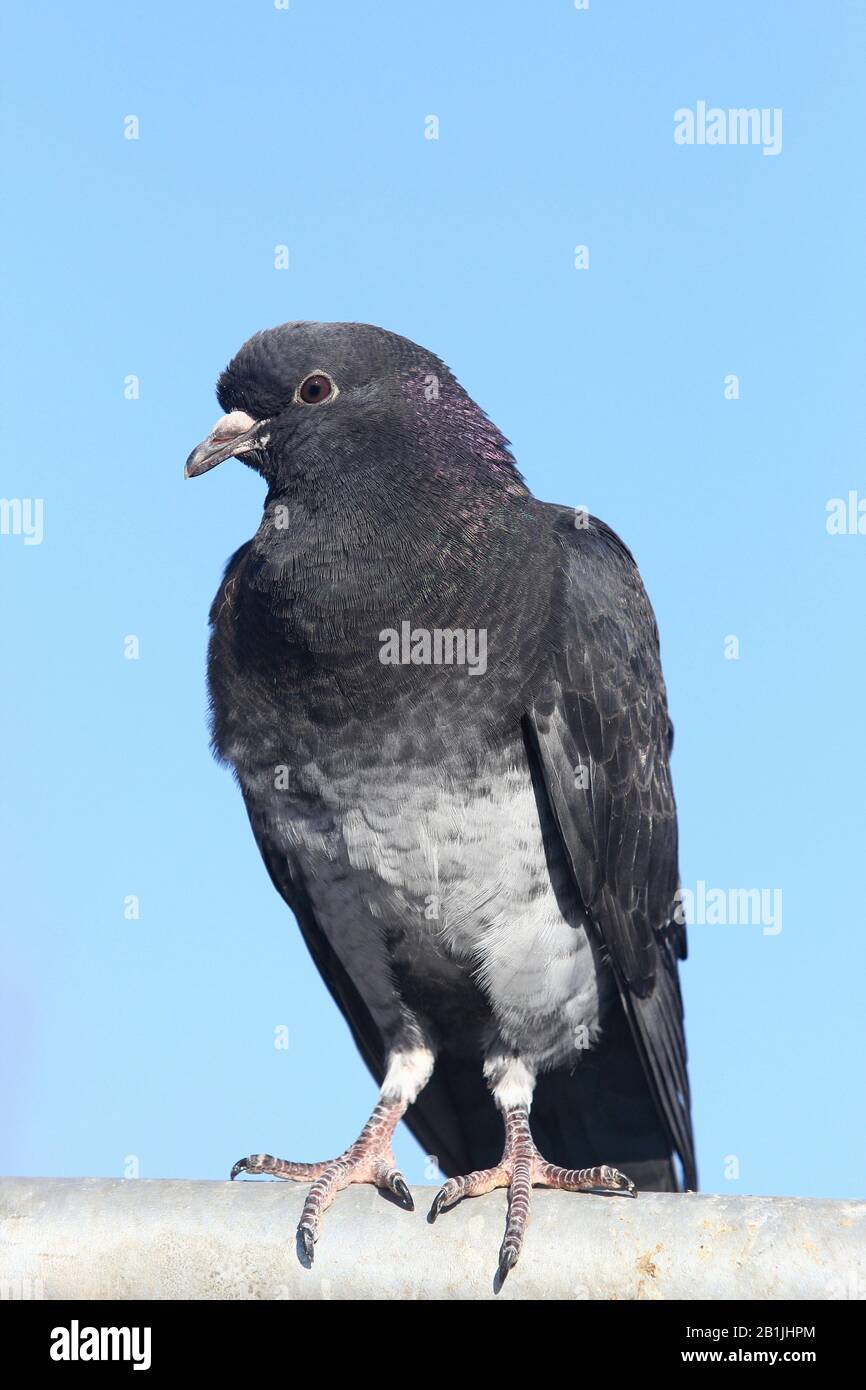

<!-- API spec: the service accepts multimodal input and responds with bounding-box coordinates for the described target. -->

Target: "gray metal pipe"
[1,1177,863,1300]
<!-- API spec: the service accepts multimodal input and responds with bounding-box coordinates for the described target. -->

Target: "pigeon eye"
[298,372,335,405]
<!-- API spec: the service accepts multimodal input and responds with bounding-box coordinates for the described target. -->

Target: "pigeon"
[185,321,696,1277]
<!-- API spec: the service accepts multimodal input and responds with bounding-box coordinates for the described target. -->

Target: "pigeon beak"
[184,410,270,478]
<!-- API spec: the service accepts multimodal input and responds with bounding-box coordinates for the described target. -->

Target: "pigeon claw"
[498,1240,520,1282]
[428,1186,451,1222]
[390,1174,414,1209]
[298,1223,316,1263]
[227,1098,413,1265]
[230,1152,284,1181]
[428,1107,638,1279]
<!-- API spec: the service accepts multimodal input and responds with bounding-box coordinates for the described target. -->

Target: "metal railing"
[1,1177,864,1300]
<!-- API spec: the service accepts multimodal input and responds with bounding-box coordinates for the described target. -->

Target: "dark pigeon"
[185,321,696,1276]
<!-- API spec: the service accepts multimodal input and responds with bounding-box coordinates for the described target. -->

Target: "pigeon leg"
[230,1046,434,1262]
[430,1104,635,1279]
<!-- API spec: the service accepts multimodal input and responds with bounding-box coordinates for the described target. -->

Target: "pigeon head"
[184,321,525,504]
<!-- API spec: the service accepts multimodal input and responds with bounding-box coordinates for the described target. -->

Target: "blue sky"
[2,0,864,1200]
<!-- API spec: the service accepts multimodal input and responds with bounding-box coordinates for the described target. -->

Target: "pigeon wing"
[523,503,697,1189]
